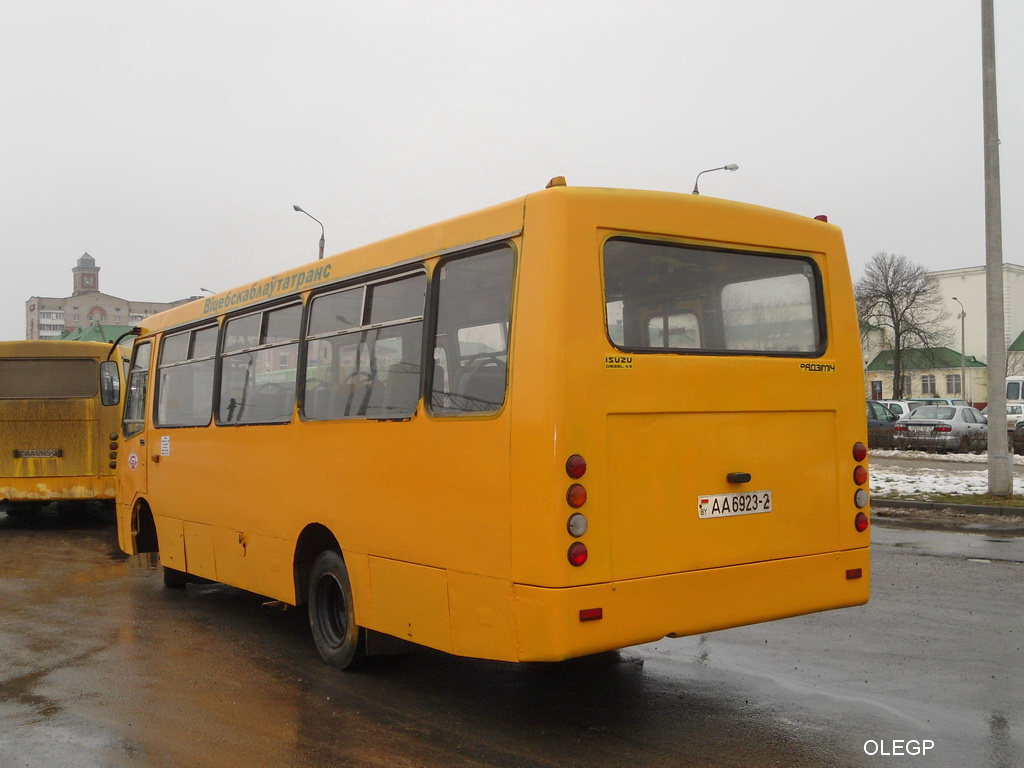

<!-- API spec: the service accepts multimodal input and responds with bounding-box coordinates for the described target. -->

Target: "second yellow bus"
[1,340,124,516]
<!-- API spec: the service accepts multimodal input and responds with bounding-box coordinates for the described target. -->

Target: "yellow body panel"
[117,186,870,663]
[368,557,453,654]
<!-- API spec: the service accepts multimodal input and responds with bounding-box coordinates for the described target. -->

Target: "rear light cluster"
[852,442,870,532]
[109,432,119,470]
[565,454,588,566]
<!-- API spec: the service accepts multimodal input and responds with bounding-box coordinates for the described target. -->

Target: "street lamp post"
[691,164,738,195]
[293,205,325,260]
[952,296,967,402]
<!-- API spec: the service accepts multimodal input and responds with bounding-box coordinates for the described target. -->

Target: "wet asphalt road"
[0,508,1020,768]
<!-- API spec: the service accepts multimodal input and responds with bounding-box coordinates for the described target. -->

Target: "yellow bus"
[116,181,870,669]
[1,340,125,516]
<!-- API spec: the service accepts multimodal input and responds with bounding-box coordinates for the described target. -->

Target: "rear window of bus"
[0,359,98,398]
[603,238,824,356]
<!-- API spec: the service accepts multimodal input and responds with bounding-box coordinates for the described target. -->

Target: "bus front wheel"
[163,566,189,588]
[308,550,366,670]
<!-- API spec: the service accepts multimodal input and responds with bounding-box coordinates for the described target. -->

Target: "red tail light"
[566,454,587,479]
[853,466,868,485]
[568,542,588,566]
[855,512,869,532]
[852,442,867,461]
[934,425,951,432]
[894,424,908,432]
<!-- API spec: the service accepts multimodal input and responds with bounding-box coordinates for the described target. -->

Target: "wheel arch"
[293,523,341,607]
[132,498,158,554]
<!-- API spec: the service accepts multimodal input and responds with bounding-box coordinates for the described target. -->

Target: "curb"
[871,498,1024,517]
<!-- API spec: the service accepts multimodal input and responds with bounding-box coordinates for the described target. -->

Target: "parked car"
[981,403,1024,432]
[894,405,988,453]
[866,400,898,448]
[911,397,970,407]
[877,399,926,419]
[1013,420,1024,455]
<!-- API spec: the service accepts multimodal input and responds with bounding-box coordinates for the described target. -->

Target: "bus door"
[119,341,153,551]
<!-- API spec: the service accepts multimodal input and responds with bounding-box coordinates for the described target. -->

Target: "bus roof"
[138,184,842,336]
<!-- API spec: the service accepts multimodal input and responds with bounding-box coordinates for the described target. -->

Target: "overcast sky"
[2,1,1021,340]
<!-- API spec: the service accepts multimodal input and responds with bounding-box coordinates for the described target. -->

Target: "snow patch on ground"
[869,450,1024,496]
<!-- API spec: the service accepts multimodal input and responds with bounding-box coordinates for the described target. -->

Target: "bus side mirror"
[100,360,121,406]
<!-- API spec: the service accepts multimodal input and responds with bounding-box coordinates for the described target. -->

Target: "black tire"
[163,566,189,588]
[308,550,366,670]
[3,502,43,518]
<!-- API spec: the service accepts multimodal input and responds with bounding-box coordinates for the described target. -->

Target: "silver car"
[877,399,926,420]
[894,405,988,453]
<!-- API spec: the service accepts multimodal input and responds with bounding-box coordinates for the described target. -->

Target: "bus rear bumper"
[1,477,116,503]
[511,547,870,662]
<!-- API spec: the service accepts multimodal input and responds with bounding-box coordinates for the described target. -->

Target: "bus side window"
[217,305,300,425]
[123,341,152,437]
[303,273,425,421]
[156,325,217,427]
[429,245,515,416]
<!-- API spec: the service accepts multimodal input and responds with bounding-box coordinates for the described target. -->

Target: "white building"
[25,253,199,340]
[864,263,1024,405]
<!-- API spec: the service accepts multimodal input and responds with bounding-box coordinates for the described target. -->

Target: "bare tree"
[855,252,952,399]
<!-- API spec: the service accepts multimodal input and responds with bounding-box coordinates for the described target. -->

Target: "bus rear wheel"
[308,550,366,670]
[163,566,190,588]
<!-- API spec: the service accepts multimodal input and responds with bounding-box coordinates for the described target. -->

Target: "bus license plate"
[698,490,772,519]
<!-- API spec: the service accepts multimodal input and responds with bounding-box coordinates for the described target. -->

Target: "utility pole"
[981,0,1012,495]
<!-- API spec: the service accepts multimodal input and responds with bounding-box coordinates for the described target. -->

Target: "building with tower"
[24,253,199,340]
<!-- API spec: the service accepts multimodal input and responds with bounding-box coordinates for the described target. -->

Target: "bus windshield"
[604,238,823,355]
